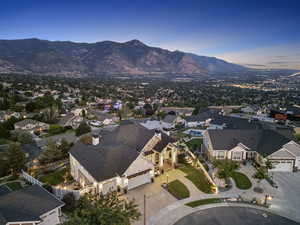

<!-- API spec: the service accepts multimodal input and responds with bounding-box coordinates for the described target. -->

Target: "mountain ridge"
[0,38,249,76]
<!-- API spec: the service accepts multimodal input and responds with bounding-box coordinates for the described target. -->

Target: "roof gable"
[0,185,64,225]
[70,121,174,182]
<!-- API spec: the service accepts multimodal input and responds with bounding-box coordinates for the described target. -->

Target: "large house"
[14,119,49,133]
[203,129,300,172]
[0,185,64,225]
[69,121,179,195]
[184,108,221,128]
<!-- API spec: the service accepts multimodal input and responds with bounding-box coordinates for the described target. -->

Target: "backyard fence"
[22,170,44,186]
[22,170,96,200]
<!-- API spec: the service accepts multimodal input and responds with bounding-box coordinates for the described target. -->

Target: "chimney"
[154,130,162,139]
[92,134,100,146]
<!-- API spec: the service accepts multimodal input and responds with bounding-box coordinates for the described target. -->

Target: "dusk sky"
[1,0,300,69]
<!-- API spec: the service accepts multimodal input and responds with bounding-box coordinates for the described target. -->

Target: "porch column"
[243,152,247,160]
[159,154,164,168]
[171,148,177,166]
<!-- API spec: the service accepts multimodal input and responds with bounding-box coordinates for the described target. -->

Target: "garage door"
[270,161,293,172]
[128,171,151,190]
[102,179,117,194]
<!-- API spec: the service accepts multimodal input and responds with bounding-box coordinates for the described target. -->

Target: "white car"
[89,120,102,127]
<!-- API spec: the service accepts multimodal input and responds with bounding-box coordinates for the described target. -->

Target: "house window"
[232,151,243,160]
[216,151,225,159]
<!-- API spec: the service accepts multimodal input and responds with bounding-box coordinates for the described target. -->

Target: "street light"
[166,174,169,186]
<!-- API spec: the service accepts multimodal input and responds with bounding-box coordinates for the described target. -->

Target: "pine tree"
[7,142,25,175]
[39,139,63,165]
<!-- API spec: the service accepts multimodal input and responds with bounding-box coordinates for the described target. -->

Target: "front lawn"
[167,180,190,199]
[40,168,67,186]
[186,139,203,151]
[231,171,252,190]
[179,165,213,194]
[185,198,222,207]
[6,181,23,191]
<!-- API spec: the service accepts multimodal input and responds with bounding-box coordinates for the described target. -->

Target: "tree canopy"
[63,192,140,225]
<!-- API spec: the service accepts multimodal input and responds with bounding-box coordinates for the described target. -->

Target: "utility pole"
[144,194,146,225]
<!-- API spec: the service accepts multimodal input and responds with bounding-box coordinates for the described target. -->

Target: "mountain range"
[0,38,249,76]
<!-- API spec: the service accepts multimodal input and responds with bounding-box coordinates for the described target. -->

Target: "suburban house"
[71,108,87,117]
[0,185,64,225]
[140,119,173,131]
[270,105,300,121]
[208,116,261,130]
[14,119,49,133]
[69,121,179,195]
[161,114,184,128]
[241,105,260,114]
[267,141,300,172]
[184,108,221,128]
[159,107,194,116]
[203,129,300,172]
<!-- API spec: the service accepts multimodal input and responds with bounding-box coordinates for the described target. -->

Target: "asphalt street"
[174,206,300,225]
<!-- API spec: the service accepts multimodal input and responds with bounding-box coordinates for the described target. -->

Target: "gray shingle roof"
[185,108,221,122]
[210,116,262,129]
[70,121,175,182]
[207,129,291,156]
[163,115,177,124]
[0,185,64,225]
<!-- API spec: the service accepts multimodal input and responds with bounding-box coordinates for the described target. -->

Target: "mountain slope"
[0,38,248,76]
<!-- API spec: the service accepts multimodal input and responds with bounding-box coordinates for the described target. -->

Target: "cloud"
[244,64,266,67]
[274,55,287,59]
[268,61,288,65]
[216,43,300,70]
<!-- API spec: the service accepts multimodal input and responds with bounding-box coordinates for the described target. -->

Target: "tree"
[265,159,273,172]
[62,193,77,212]
[157,111,166,120]
[25,101,36,112]
[7,142,25,175]
[81,109,86,117]
[143,104,154,116]
[0,124,10,139]
[75,122,91,137]
[63,192,140,225]
[39,139,63,165]
[48,124,64,135]
[17,131,34,144]
[0,156,9,177]
[60,138,72,156]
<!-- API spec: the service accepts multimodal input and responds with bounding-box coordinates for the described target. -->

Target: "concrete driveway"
[124,177,177,225]
[124,168,205,225]
[270,172,300,222]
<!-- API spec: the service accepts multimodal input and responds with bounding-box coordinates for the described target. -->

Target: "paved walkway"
[157,169,204,197]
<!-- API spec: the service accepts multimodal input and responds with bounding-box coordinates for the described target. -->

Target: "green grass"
[167,180,190,199]
[179,164,213,194]
[40,168,67,186]
[6,181,23,191]
[231,171,252,190]
[0,139,8,145]
[186,198,222,207]
[186,139,203,151]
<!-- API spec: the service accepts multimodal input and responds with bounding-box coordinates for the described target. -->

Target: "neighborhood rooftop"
[0,185,64,225]
[207,129,292,156]
[70,121,175,182]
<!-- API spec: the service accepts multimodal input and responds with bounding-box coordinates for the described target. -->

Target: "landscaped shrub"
[62,193,77,212]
